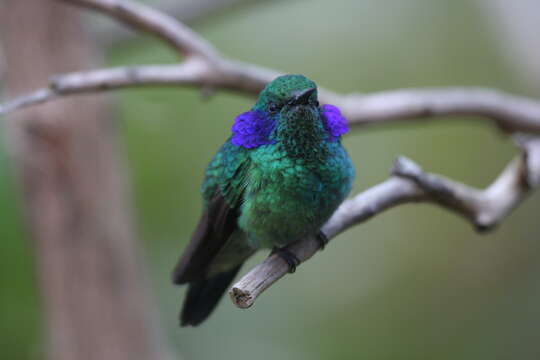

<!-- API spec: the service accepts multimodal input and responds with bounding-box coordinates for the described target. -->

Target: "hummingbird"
[172,74,355,326]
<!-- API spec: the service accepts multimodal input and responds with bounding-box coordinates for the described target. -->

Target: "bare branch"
[341,88,540,133]
[230,140,540,308]
[50,61,213,92]
[61,0,219,59]
[0,0,254,83]
[3,65,540,135]
[93,0,261,47]
[0,0,538,136]
[0,89,56,115]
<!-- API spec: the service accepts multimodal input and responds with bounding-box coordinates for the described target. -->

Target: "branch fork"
[230,144,540,308]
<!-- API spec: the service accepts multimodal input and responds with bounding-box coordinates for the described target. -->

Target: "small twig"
[230,142,540,308]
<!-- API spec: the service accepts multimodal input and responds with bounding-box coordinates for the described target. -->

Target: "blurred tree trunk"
[0,1,173,360]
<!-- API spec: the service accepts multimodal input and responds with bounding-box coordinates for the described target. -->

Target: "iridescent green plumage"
[173,75,354,326]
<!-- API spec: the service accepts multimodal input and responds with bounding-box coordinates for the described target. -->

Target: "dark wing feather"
[172,140,250,285]
[172,191,238,284]
[180,265,242,326]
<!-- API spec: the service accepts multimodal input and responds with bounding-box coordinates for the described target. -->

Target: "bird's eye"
[268,103,278,112]
[315,100,320,107]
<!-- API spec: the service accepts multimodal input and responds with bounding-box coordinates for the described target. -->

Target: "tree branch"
[93,0,261,48]
[0,0,538,135]
[3,64,540,134]
[63,0,219,59]
[230,138,540,308]
[340,88,540,133]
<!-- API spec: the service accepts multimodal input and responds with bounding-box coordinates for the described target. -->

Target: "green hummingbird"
[172,74,354,326]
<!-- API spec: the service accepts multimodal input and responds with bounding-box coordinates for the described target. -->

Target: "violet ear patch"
[321,104,349,141]
[231,110,275,148]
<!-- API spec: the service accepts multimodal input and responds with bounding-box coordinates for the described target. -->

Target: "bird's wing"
[172,140,250,284]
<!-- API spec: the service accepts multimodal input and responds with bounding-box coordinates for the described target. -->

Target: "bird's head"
[231,74,348,149]
[255,74,318,114]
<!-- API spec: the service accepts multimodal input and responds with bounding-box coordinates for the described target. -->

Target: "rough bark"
[0,1,172,359]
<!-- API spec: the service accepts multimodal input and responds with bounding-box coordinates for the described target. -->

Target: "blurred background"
[1,0,540,359]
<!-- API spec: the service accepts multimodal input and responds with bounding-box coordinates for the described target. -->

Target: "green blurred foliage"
[2,0,540,359]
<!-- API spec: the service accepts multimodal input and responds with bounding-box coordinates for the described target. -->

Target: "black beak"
[291,87,316,105]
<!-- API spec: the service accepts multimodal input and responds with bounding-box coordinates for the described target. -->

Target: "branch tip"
[392,156,422,178]
[229,287,253,309]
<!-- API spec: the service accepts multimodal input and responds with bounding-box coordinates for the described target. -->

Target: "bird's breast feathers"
[238,143,353,248]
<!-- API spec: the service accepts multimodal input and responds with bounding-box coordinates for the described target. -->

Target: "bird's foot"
[316,231,329,250]
[272,247,300,273]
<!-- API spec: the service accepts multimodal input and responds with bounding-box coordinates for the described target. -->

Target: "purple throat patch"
[231,104,349,148]
[321,104,349,141]
[231,110,275,148]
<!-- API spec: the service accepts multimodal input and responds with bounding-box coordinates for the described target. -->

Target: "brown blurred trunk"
[0,1,173,360]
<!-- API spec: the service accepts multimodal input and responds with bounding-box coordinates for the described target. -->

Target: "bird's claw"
[316,231,329,250]
[272,247,300,273]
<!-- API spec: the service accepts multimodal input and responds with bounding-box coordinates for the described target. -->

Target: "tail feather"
[180,265,242,326]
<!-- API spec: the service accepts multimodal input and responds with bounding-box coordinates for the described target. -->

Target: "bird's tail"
[180,265,242,326]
